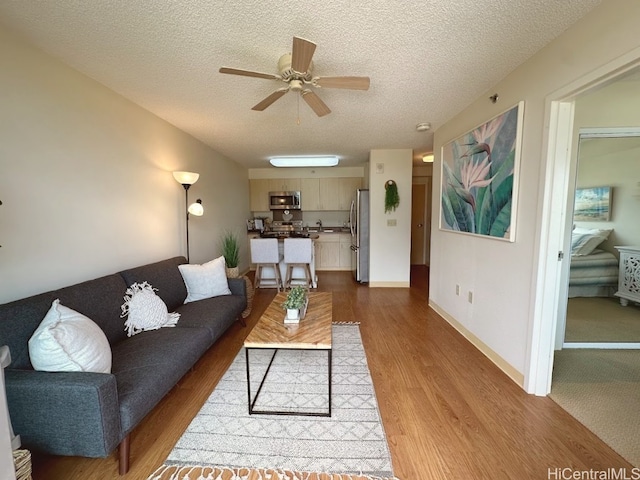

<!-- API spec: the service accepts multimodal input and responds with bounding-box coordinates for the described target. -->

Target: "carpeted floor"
[550,348,640,466]
[565,296,640,343]
[150,324,396,480]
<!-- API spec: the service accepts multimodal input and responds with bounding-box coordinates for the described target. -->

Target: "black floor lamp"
[173,171,204,263]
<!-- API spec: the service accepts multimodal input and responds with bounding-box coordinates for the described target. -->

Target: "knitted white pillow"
[29,299,112,373]
[120,282,180,337]
[178,256,231,304]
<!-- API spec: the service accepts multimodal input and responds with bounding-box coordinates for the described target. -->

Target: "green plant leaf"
[445,184,474,232]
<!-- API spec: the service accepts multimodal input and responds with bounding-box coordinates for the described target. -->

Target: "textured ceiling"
[0,0,602,168]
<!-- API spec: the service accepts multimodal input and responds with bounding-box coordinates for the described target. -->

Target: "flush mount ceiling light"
[269,156,339,167]
[416,122,431,132]
[422,154,434,163]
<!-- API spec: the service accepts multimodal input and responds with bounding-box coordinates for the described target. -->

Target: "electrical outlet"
[468,291,473,304]
[456,284,460,295]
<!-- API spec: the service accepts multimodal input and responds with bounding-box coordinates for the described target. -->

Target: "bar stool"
[250,238,283,291]
[283,238,314,289]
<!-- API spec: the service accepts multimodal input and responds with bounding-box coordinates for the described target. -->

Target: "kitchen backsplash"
[252,211,350,229]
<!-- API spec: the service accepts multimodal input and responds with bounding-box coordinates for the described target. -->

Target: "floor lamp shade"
[173,171,199,186]
[173,171,201,262]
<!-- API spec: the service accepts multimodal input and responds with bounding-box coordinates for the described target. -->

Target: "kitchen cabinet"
[339,233,352,269]
[251,176,362,212]
[300,178,320,210]
[315,234,340,270]
[269,178,300,192]
[249,179,271,212]
[250,178,302,212]
[318,177,362,211]
[315,233,352,270]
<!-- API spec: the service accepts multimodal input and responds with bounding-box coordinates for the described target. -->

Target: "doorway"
[411,181,432,265]
[559,129,640,349]
[528,56,640,396]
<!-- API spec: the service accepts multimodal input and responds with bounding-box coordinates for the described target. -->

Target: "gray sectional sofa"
[0,256,247,474]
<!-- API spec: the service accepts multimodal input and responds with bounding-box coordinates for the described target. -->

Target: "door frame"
[558,127,640,350]
[526,48,640,396]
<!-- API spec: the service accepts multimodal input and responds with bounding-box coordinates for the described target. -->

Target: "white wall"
[0,26,250,304]
[369,149,412,287]
[429,0,640,387]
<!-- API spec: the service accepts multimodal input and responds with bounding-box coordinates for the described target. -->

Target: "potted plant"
[281,286,308,322]
[220,231,240,278]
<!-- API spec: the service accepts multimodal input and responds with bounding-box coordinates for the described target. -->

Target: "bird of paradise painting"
[440,102,524,241]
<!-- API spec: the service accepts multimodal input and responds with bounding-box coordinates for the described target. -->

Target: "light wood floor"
[31,268,632,479]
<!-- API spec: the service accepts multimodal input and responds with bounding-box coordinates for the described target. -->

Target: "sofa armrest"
[6,369,122,458]
[228,277,246,297]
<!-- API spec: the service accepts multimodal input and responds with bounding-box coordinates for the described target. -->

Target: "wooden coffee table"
[244,291,332,416]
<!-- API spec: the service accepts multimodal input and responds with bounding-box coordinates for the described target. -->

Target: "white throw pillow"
[28,299,112,374]
[120,282,180,337]
[178,256,231,303]
[571,228,612,256]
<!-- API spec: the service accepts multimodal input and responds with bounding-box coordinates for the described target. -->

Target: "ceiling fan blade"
[252,88,289,111]
[291,37,316,73]
[301,90,331,117]
[315,76,370,90]
[219,67,279,80]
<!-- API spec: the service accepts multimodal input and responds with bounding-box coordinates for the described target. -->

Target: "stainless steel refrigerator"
[349,189,369,283]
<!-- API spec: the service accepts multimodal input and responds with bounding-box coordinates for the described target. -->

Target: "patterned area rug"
[149,324,397,480]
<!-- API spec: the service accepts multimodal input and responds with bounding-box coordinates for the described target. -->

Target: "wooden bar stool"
[283,238,314,289]
[250,238,283,291]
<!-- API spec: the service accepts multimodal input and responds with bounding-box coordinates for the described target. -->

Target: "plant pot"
[225,266,239,278]
[286,308,299,320]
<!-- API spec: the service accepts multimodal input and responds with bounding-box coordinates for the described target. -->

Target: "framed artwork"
[574,186,611,221]
[440,102,524,242]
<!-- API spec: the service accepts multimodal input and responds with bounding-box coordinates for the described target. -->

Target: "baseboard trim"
[429,300,525,388]
[368,281,410,288]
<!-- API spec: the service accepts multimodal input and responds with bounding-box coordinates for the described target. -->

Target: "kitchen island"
[249,234,319,288]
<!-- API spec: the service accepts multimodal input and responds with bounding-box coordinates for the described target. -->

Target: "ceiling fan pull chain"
[297,93,301,125]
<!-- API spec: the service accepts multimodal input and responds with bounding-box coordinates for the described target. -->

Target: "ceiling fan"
[219,36,370,117]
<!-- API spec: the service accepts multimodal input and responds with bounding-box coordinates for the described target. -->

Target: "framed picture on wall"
[574,186,612,221]
[439,101,524,242]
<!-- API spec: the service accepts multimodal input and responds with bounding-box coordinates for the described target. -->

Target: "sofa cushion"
[178,256,231,303]
[53,274,130,346]
[119,257,188,312]
[174,294,246,343]
[29,299,112,373]
[0,273,127,368]
[111,327,211,435]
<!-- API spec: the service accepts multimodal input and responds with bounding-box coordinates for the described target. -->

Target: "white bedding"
[568,249,618,298]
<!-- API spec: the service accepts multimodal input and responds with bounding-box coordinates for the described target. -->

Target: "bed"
[569,249,619,298]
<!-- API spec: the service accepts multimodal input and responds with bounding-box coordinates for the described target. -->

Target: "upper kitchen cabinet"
[319,177,362,210]
[251,176,362,212]
[300,178,320,210]
[249,179,271,211]
[269,178,300,192]
[250,178,303,211]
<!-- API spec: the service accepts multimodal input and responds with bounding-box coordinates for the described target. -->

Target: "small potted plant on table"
[282,286,308,323]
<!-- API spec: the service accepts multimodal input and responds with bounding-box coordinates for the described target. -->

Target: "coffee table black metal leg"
[247,347,332,417]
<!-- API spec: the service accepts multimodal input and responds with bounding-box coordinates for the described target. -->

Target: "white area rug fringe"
[149,465,397,480]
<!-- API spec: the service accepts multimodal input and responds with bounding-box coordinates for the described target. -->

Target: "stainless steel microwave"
[269,191,301,210]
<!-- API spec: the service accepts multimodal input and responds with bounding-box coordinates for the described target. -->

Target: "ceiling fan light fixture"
[270,156,339,167]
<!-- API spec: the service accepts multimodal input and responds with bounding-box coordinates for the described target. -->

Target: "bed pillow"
[28,299,112,373]
[178,256,231,303]
[571,228,612,256]
[120,282,180,337]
